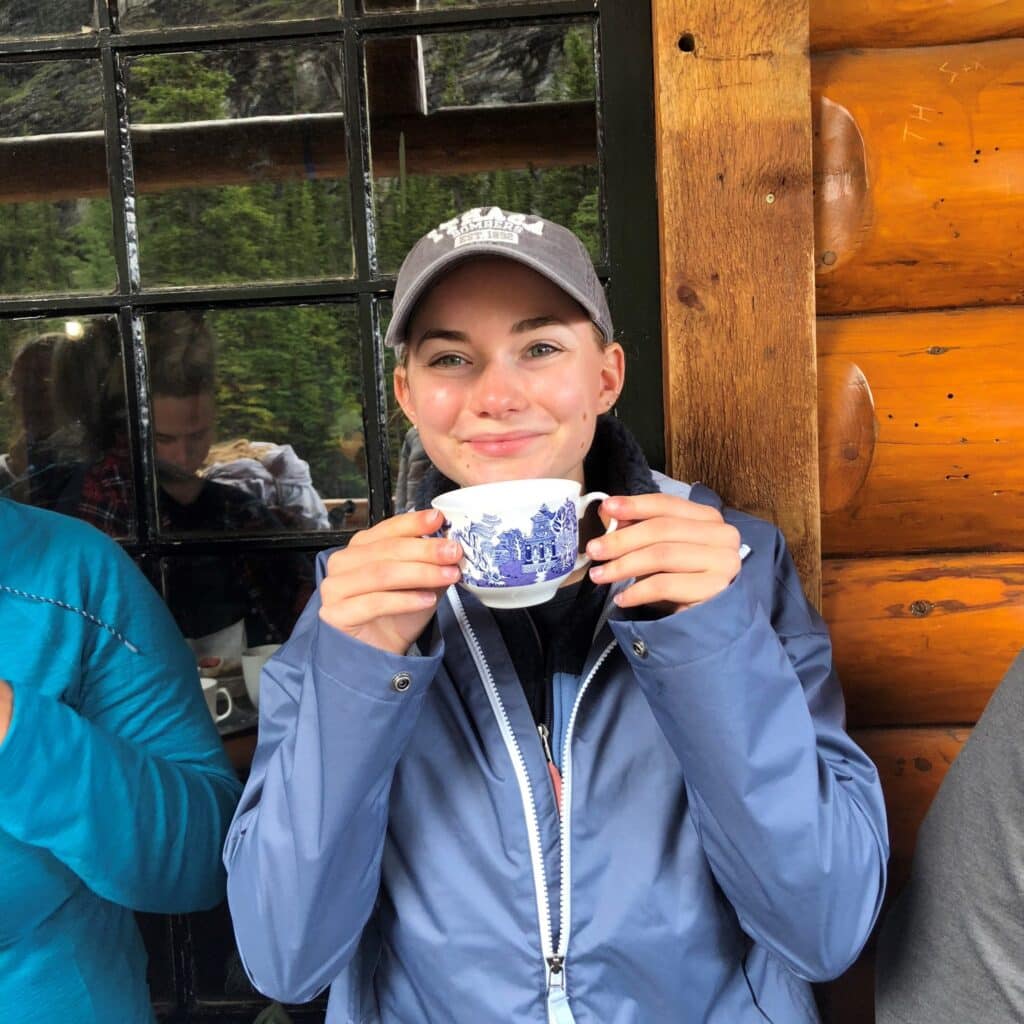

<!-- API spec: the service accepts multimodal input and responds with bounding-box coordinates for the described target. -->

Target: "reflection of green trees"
[374,24,601,273]
[129,52,364,500]
[2,24,603,501]
[208,305,366,500]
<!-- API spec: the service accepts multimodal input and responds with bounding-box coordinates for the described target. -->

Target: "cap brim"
[385,243,606,348]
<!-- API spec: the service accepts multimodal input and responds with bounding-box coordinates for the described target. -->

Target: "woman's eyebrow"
[415,327,469,345]
[512,315,564,333]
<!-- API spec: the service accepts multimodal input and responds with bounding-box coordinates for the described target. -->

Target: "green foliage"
[3,21,603,505]
[130,53,232,123]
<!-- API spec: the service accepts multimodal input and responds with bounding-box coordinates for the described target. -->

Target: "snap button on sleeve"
[631,639,648,659]
[391,672,412,693]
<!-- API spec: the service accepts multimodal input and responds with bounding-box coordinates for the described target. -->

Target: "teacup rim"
[431,477,581,510]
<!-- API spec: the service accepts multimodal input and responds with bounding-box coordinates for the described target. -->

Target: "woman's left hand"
[586,494,743,614]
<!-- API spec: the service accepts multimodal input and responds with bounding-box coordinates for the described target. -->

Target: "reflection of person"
[144,311,313,643]
[0,496,242,1022]
[0,333,61,503]
[875,649,1024,1023]
[225,208,889,1022]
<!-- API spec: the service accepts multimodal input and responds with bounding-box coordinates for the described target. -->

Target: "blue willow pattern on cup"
[454,499,577,588]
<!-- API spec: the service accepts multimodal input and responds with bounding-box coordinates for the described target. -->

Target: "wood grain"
[652,0,821,602]
[811,0,1024,53]
[853,725,969,888]
[812,39,1024,314]
[817,306,1024,556]
[823,552,1024,726]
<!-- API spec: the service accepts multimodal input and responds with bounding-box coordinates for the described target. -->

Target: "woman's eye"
[526,341,559,358]
[428,353,468,368]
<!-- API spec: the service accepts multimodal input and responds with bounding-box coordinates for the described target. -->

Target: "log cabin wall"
[813,4,1024,1021]
[655,1,1023,1021]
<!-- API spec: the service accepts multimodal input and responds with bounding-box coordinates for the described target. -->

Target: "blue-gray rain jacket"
[224,475,888,1023]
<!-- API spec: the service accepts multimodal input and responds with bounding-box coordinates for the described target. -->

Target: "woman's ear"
[599,341,626,411]
[393,366,415,426]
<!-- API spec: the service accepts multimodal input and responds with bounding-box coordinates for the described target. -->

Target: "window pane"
[143,306,366,537]
[136,913,175,1008]
[117,0,339,31]
[0,60,117,296]
[0,1,97,38]
[0,316,135,537]
[125,44,354,288]
[366,22,602,274]
[158,550,315,650]
[379,301,416,514]
[186,900,324,1011]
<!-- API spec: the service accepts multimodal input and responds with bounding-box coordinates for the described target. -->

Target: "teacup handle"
[572,491,618,572]
[215,687,233,724]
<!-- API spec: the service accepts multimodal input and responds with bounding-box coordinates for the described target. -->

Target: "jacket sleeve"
[0,540,242,915]
[609,525,888,981]
[223,553,443,1003]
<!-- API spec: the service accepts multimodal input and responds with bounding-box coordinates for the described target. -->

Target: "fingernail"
[589,565,605,582]
[441,541,459,559]
[587,540,604,557]
[441,565,460,580]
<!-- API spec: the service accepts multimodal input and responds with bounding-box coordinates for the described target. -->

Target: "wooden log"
[652,0,821,602]
[811,0,1024,53]
[853,725,968,890]
[812,39,1024,314]
[823,724,969,1024]
[817,306,1024,556]
[0,101,597,204]
[823,552,1024,727]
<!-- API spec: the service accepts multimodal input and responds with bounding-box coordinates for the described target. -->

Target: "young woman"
[225,208,888,1023]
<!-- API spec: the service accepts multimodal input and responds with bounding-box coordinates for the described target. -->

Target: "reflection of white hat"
[384,206,612,348]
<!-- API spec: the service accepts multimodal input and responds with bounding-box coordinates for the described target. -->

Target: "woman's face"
[394,258,624,488]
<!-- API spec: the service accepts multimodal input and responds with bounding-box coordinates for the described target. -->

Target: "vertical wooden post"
[652,0,821,603]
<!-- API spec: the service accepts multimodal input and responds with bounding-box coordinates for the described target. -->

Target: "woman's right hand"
[318,508,462,655]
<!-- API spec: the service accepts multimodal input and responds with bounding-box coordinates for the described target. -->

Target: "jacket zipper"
[449,588,616,1023]
[537,723,562,815]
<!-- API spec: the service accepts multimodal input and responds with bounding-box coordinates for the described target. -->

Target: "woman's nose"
[470,359,525,416]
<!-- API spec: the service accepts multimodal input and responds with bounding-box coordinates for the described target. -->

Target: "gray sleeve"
[875,650,1024,1024]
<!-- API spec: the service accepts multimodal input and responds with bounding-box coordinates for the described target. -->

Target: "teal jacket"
[0,498,242,1023]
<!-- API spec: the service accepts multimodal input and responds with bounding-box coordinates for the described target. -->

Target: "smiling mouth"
[465,433,541,456]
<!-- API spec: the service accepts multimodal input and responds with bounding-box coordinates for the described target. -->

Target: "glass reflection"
[158,550,315,652]
[117,0,339,31]
[0,60,116,296]
[367,22,601,274]
[144,305,366,536]
[380,306,416,515]
[136,913,175,1007]
[0,1,97,38]
[0,316,134,536]
[125,45,354,287]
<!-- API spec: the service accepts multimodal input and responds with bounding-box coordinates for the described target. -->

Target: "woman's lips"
[466,432,541,457]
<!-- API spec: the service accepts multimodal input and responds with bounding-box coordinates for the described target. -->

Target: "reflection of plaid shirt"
[73,451,135,537]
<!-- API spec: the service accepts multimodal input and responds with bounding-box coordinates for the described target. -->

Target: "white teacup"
[200,676,233,724]
[241,644,282,710]
[431,478,618,609]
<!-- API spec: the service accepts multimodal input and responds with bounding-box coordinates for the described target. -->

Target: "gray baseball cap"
[384,206,612,348]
